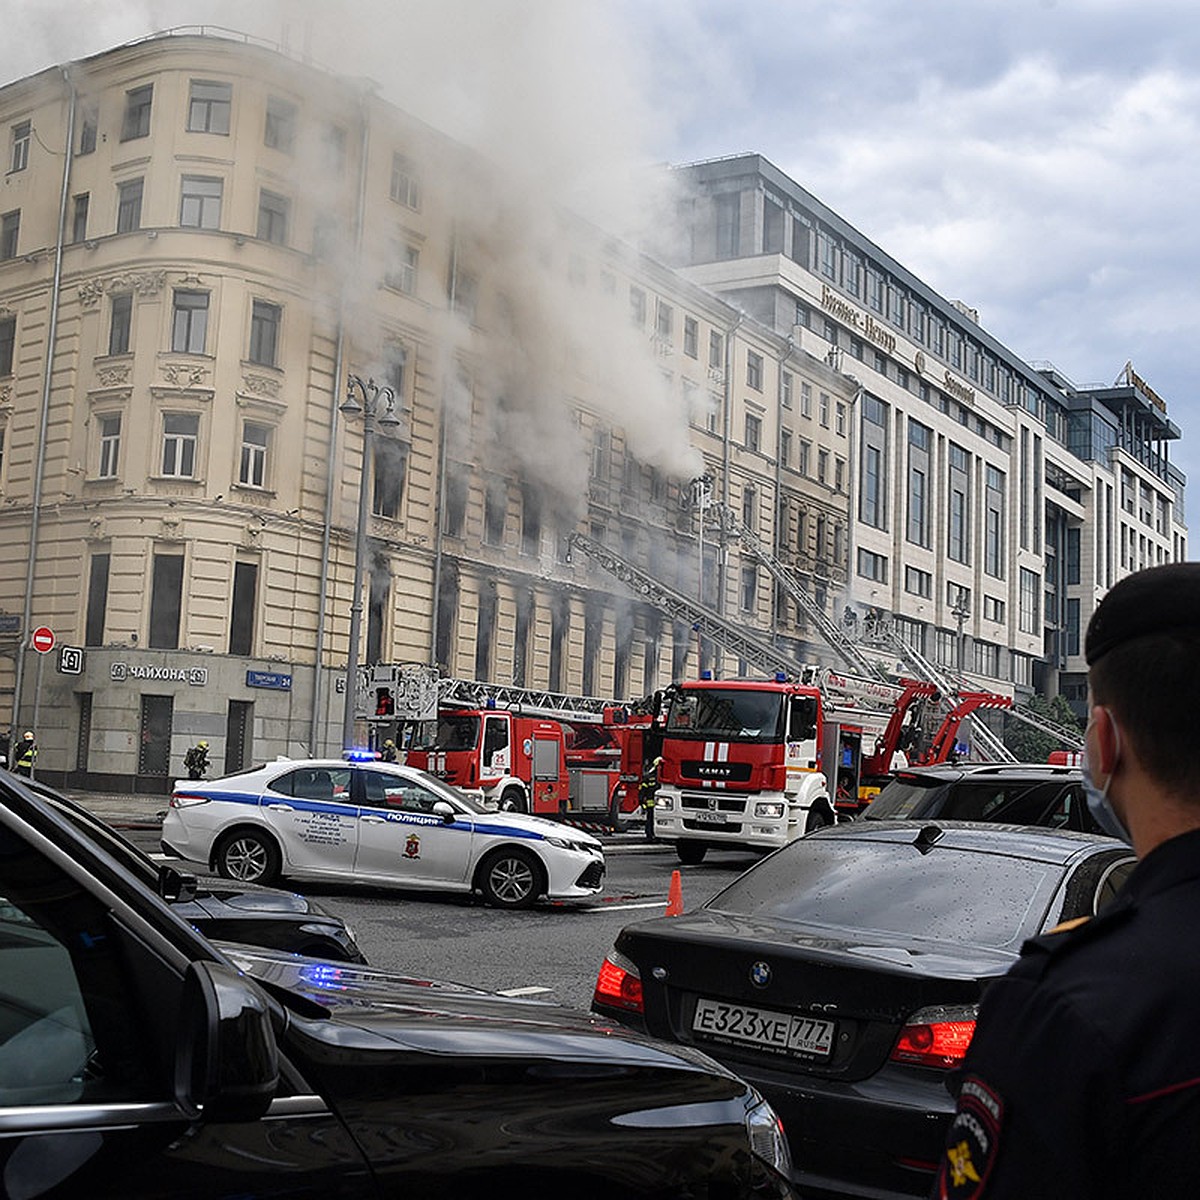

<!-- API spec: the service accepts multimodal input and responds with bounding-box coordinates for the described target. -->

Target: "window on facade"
[443,465,468,536]
[740,565,758,613]
[149,553,183,648]
[171,290,208,354]
[187,80,232,133]
[984,595,1006,623]
[161,413,198,477]
[0,315,13,375]
[709,330,723,369]
[121,85,153,141]
[229,561,258,656]
[85,552,110,647]
[763,198,784,253]
[715,192,740,258]
[655,300,673,339]
[745,413,762,452]
[484,479,507,546]
[97,414,121,478]
[817,448,829,484]
[742,485,756,530]
[0,210,18,259]
[907,420,931,547]
[389,152,419,207]
[746,350,763,391]
[239,422,270,487]
[322,123,347,174]
[180,175,222,229]
[799,439,811,476]
[249,300,281,366]
[683,316,698,358]
[71,192,89,242]
[780,428,791,467]
[264,96,296,152]
[108,293,132,356]
[629,287,646,327]
[800,381,812,418]
[835,457,845,492]
[985,465,1006,579]
[372,436,408,518]
[521,483,542,556]
[386,243,418,294]
[256,189,289,244]
[819,392,830,427]
[10,121,30,172]
[857,548,888,583]
[78,108,97,154]
[1018,568,1039,634]
[905,565,932,598]
[861,445,883,528]
[116,179,143,233]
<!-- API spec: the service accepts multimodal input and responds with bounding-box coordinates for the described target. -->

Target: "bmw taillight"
[890,1004,977,1068]
[593,951,644,1014]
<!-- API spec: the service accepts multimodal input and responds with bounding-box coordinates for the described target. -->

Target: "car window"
[864,775,944,819]
[271,767,353,802]
[708,837,1059,949]
[361,770,444,814]
[0,824,154,1106]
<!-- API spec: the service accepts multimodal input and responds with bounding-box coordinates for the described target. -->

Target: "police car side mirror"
[432,801,455,824]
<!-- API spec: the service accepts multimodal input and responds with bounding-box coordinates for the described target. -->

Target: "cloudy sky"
[7,0,1197,523]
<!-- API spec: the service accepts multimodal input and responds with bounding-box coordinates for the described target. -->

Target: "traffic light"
[375,688,395,716]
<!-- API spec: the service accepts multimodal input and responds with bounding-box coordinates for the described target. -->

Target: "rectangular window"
[171,290,209,354]
[835,457,845,491]
[984,595,1007,623]
[683,316,698,358]
[780,428,791,467]
[78,108,97,155]
[0,210,18,259]
[746,350,763,391]
[229,561,258,656]
[861,445,883,527]
[781,372,793,409]
[98,414,121,478]
[161,413,198,477]
[248,300,281,366]
[389,152,420,207]
[121,84,153,141]
[745,413,762,452]
[85,553,111,647]
[742,485,756,529]
[264,96,296,152]
[372,436,408,518]
[904,565,932,598]
[985,465,1006,579]
[655,300,673,339]
[799,439,811,476]
[116,178,143,233]
[386,243,418,294]
[857,548,888,583]
[71,192,89,242]
[763,198,784,253]
[484,479,507,546]
[323,124,347,173]
[108,293,132,356]
[836,402,846,435]
[629,287,646,327]
[715,192,740,258]
[817,448,829,484]
[149,553,183,649]
[709,330,723,369]
[443,466,468,536]
[180,176,222,229]
[0,315,13,375]
[239,422,270,487]
[187,80,232,134]
[740,564,758,613]
[1018,567,1039,634]
[256,189,289,244]
[10,120,30,172]
[521,483,542,555]
[800,382,812,418]
[819,392,830,427]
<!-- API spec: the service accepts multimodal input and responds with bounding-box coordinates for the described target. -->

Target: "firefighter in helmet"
[12,730,36,777]
[639,755,663,842]
[183,740,210,780]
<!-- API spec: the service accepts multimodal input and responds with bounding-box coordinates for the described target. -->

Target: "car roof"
[808,818,1123,865]
[888,761,1081,784]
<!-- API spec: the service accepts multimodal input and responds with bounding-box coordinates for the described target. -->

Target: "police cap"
[1086,562,1200,665]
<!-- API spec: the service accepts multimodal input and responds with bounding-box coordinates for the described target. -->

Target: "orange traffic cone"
[665,869,684,916]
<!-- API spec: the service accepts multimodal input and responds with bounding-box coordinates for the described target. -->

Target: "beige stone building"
[0,30,852,789]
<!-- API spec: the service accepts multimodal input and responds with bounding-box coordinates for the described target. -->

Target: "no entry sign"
[31,626,55,654]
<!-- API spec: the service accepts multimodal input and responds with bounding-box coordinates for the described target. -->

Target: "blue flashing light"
[343,748,377,762]
[775,671,787,683]
[700,669,713,681]
[299,963,348,990]
[486,696,497,709]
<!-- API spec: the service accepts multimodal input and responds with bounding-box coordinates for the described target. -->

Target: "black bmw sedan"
[593,821,1135,1199]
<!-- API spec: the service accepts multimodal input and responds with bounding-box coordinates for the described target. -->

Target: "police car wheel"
[479,847,543,909]
[215,828,282,887]
[497,787,527,814]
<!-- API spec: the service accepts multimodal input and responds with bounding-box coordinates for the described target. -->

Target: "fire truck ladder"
[1006,705,1085,751]
[436,677,612,724]
[567,531,804,681]
[726,511,890,682]
[880,626,1016,762]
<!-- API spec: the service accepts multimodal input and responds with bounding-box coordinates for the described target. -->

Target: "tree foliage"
[1004,693,1084,762]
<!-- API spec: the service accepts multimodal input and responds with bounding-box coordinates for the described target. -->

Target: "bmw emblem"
[750,961,771,988]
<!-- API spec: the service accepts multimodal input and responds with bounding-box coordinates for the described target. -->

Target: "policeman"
[935,562,1200,1198]
[639,755,662,842]
[12,730,35,777]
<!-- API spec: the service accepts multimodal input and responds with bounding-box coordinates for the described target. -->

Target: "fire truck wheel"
[497,786,527,814]
[478,846,544,909]
[676,841,708,866]
[805,805,835,833]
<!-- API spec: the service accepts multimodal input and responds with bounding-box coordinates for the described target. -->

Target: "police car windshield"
[665,688,785,742]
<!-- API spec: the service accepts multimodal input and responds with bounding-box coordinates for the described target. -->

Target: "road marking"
[497,986,554,997]
[584,900,668,913]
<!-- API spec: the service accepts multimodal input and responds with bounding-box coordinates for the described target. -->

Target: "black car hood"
[625,907,1019,982]
[179,887,335,922]
[222,943,738,1073]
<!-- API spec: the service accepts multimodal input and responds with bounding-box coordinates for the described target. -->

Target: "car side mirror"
[433,800,455,824]
[159,865,198,904]
[175,960,280,1123]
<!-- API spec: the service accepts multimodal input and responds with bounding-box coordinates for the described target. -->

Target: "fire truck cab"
[653,678,836,864]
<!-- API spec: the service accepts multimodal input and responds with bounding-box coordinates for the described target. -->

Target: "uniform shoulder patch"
[938,1074,1004,1200]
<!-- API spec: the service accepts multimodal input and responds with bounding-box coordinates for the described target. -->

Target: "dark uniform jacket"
[936,827,1200,1198]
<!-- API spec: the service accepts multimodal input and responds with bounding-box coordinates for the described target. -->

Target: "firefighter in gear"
[936,563,1200,1199]
[183,740,210,780]
[639,756,662,842]
[380,739,398,763]
[12,730,35,777]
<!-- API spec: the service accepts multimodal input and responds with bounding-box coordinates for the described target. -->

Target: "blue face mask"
[1081,712,1130,844]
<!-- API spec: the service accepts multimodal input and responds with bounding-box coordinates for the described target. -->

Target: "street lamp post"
[341,375,401,751]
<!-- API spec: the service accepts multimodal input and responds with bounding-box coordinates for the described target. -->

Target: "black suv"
[863,761,1103,833]
[0,773,794,1198]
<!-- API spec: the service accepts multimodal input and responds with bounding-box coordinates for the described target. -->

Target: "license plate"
[693,997,834,1058]
[692,811,727,824]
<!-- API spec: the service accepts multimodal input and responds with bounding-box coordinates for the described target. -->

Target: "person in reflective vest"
[12,730,36,777]
[639,756,663,842]
[183,740,210,780]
